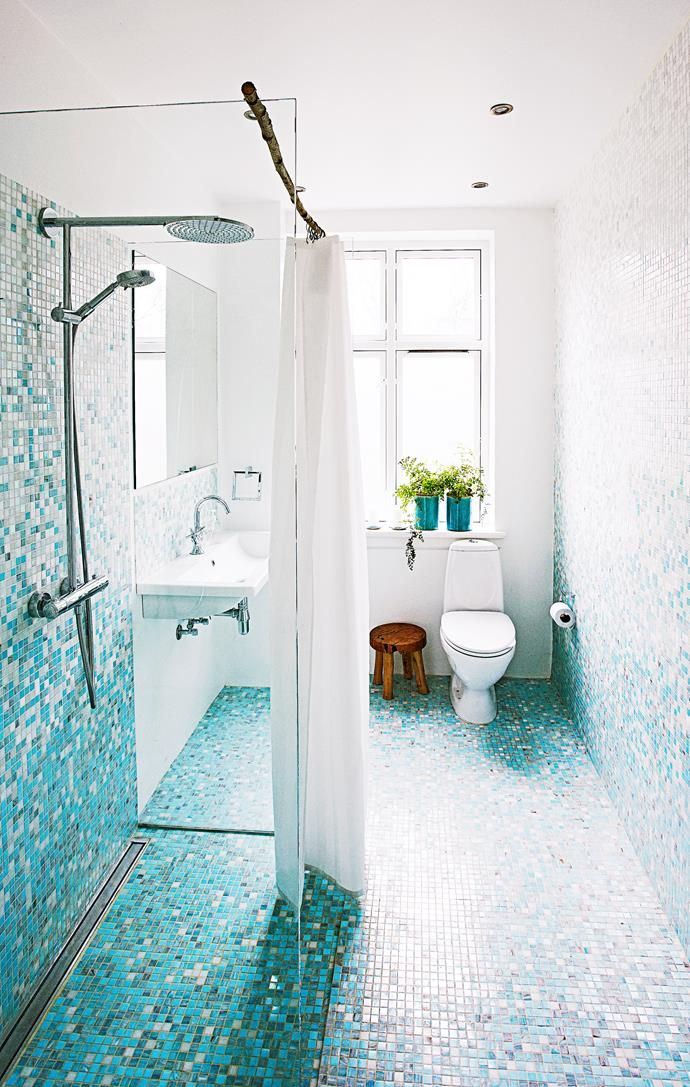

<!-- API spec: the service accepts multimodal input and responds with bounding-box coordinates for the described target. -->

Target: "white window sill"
[365,525,506,549]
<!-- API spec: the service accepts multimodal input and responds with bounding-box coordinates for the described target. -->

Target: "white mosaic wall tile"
[133,463,219,581]
[553,24,689,951]
[0,174,138,1037]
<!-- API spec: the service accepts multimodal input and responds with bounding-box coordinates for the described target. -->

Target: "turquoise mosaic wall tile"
[0,173,137,1040]
[553,24,689,953]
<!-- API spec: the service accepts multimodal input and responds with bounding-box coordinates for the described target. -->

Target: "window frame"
[346,239,492,522]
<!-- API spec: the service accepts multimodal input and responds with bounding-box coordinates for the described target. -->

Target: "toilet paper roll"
[550,601,576,629]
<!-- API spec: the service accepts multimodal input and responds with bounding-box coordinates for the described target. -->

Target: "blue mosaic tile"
[6,681,690,1086]
[553,22,690,954]
[318,677,690,1086]
[140,687,273,832]
[4,831,303,1087]
[0,173,137,1041]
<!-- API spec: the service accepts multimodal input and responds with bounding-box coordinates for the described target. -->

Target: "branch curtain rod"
[241,81,326,242]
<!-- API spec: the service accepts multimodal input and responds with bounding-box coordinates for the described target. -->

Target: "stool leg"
[411,650,429,695]
[383,652,394,700]
[402,653,412,679]
[373,650,383,686]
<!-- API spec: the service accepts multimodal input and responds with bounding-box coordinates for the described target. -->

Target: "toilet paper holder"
[550,600,576,629]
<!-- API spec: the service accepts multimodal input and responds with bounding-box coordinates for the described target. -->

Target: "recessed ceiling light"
[471,181,489,189]
[490,102,513,116]
[243,109,258,120]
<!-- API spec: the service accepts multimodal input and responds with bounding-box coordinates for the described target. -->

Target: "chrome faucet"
[189,494,230,555]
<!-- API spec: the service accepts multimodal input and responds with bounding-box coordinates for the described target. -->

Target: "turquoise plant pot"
[446,495,472,531]
[414,496,439,530]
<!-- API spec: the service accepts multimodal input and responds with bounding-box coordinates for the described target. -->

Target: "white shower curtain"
[270,236,369,911]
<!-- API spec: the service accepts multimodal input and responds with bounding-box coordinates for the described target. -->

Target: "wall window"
[345,242,489,521]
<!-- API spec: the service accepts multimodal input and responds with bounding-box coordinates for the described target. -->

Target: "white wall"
[319,208,555,678]
[133,595,228,809]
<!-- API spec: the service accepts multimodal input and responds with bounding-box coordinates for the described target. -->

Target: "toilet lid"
[441,611,516,656]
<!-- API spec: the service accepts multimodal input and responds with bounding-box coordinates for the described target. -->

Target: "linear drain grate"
[0,838,148,1082]
[137,819,274,836]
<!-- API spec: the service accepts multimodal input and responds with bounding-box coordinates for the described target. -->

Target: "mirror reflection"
[133,254,218,488]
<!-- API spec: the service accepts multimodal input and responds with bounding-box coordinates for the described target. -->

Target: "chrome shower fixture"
[117,268,155,288]
[30,203,254,709]
[38,208,254,244]
[51,268,154,325]
[166,218,253,244]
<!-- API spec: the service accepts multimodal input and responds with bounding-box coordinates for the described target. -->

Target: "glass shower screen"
[0,95,303,1083]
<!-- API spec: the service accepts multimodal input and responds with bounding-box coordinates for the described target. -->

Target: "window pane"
[353,352,386,517]
[398,351,479,471]
[397,251,479,340]
[346,252,386,340]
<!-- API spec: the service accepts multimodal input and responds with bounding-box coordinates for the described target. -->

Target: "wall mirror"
[132,253,218,488]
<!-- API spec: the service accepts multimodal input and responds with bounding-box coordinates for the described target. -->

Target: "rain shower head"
[165,217,254,244]
[39,208,254,245]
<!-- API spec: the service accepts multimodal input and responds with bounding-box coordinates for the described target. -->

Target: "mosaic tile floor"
[4,832,313,1087]
[6,679,690,1086]
[140,686,273,833]
[319,677,690,1086]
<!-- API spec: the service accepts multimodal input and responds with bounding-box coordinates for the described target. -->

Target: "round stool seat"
[369,622,429,700]
[370,622,427,654]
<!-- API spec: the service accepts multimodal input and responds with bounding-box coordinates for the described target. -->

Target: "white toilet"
[439,540,516,724]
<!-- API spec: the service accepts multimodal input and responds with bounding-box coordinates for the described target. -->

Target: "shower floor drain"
[0,838,148,1083]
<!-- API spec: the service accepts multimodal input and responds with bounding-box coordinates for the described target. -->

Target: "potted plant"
[395,457,445,531]
[439,462,486,531]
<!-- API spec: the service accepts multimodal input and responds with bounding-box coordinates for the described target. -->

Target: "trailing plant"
[405,527,424,571]
[395,456,445,510]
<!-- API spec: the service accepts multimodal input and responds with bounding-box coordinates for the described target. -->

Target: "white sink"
[137,530,269,619]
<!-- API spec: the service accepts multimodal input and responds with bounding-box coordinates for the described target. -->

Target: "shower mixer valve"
[28,574,110,622]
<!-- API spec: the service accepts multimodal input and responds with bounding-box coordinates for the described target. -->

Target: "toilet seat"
[441,611,516,658]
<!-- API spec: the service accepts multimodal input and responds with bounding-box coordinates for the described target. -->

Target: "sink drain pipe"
[175,598,250,640]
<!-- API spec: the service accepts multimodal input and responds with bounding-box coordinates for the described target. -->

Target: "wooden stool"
[369,622,429,700]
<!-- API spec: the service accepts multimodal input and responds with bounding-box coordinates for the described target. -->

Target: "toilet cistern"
[189,495,230,555]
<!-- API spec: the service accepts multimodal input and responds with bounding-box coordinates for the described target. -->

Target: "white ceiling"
[1,0,689,210]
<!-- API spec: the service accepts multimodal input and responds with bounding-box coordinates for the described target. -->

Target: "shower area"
[0,95,316,1084]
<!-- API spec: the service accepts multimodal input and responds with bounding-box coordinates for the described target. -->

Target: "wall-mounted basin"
[137,530,269,619]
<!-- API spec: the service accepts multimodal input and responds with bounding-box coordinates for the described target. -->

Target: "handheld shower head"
[50,267,155,325]
[117,269,155,288]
